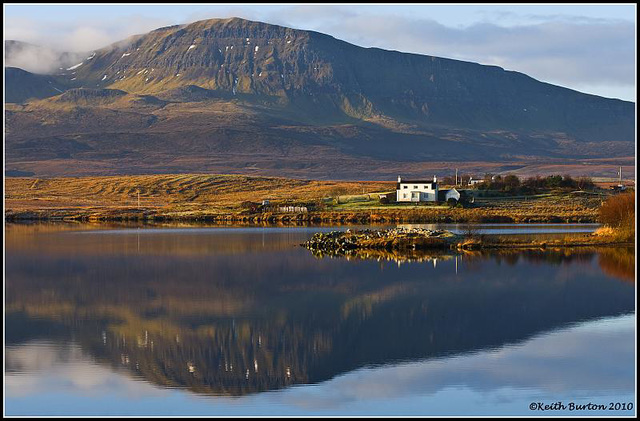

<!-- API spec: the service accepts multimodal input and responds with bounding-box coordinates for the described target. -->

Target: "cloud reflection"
[5,314,634,415]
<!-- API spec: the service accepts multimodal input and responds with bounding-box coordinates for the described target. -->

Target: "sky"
[4,3,637,101]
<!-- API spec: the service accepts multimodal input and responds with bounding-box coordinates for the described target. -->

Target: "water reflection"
[5,224,635,401]
[5,314,635,416]
[598,247,636,284]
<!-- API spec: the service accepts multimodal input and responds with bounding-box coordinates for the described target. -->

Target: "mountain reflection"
[5,224,635,396]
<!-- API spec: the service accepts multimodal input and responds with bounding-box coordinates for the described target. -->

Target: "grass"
[5,174,391,219]
[330,198,449,211]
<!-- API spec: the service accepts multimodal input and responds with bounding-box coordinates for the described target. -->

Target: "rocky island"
[302,225,634,258]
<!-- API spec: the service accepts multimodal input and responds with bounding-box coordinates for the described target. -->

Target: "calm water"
[5,223,636,416]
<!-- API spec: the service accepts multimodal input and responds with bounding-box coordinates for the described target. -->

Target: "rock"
[302,228,461,254]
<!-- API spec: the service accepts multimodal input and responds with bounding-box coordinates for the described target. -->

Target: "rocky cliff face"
[39,17,632,141]
[4,18,635,178]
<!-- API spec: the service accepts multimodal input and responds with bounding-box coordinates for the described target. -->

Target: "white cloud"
[5,14,173,52]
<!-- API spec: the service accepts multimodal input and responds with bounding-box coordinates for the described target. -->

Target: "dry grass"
[592,226,617,237]
[5,174,392,219]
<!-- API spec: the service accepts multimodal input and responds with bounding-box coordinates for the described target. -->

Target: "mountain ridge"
[4,17,635,179]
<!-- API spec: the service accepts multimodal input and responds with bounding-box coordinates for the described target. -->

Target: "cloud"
[5,13,173,74]
[4,41,88,74]
[5,340,167,399]
[4,13,173,52]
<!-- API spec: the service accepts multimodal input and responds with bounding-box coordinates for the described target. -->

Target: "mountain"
[4,67,70,103]
[4,18,635,179]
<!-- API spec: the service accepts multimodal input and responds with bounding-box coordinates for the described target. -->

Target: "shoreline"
[4,208,599,224]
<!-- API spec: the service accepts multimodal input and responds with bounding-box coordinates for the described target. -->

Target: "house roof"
[398,180,436,184]
[397,180,437,189]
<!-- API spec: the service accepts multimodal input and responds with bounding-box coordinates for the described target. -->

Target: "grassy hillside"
[5,174,392,216]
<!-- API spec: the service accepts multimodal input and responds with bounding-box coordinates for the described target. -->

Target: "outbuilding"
[438,188,461,203]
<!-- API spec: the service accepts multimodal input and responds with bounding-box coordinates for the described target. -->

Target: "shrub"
[599,191,635,240]
[576,177,595,191]
[503,174,521,190]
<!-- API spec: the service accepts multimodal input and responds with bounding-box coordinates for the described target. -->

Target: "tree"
[576,177,595,190]
[544,175,563,188]
[560,174,575,188]
[503,174,521,192]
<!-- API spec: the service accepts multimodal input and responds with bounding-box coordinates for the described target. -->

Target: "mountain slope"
[46,17,634,141]
[4,67,71,103]
[4,17,635,179]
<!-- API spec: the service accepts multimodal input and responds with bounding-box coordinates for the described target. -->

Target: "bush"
[447,198,458,207]
[504,174,521,190]
[599,191,635,240]
[576,177,595,191]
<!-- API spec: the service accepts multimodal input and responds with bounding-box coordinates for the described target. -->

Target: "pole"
[137,190,140,208]
[619,166,622,184]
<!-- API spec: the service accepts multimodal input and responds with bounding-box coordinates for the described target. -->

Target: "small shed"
[438,188,461,202]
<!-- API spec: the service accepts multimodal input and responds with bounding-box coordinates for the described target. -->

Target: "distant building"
[278,205,307,213]
[468,177,484,186]
[396,176,439,202]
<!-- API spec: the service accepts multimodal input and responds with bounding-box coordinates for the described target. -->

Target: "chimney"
[398,176,402,183]
[433,175,437,183]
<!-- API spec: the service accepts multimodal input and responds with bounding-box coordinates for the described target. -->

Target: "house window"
[414,185,418,189]
[403,193,407,198]
[403,185,408,189]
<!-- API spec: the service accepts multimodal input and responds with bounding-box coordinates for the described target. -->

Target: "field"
[4,174,391,219]
[4,173,612,223]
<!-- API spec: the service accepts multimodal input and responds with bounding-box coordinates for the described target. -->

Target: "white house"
[396,176,439,202]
